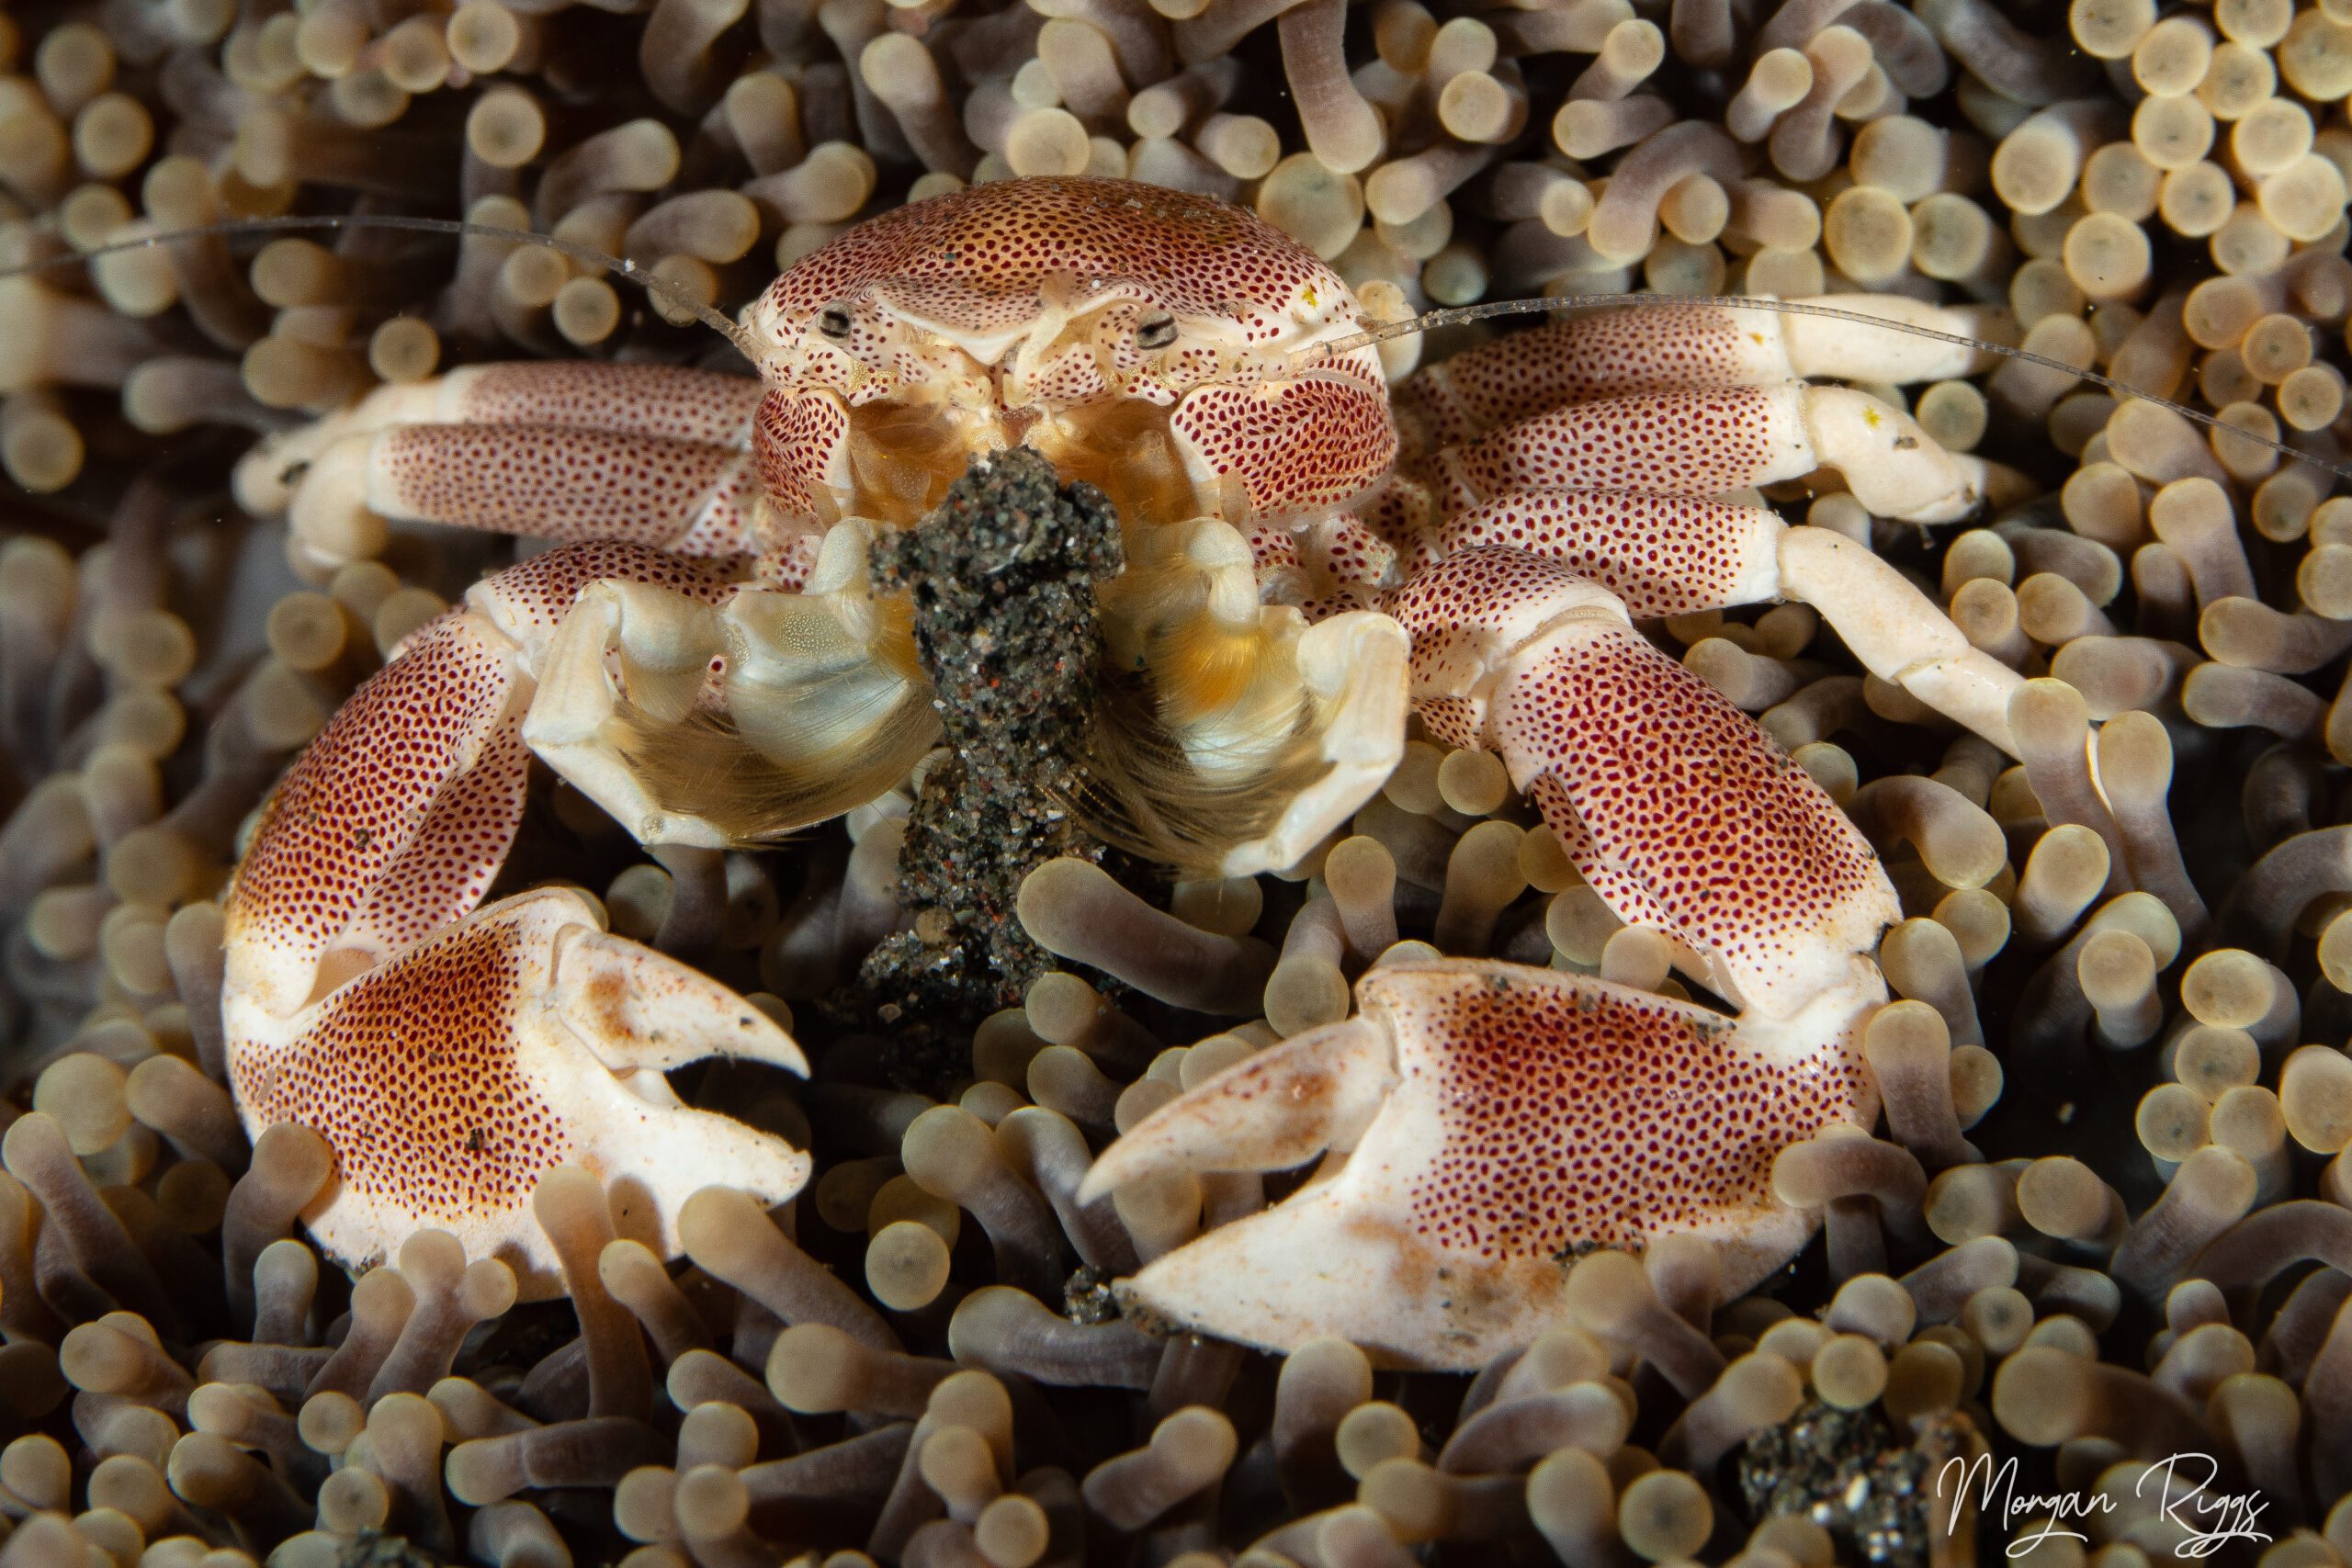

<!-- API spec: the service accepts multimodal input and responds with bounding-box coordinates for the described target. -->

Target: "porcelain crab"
[224,176,2033,1357]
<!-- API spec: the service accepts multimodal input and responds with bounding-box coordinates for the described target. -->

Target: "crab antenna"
[1306,291,2352,489]
[1,213,770,371]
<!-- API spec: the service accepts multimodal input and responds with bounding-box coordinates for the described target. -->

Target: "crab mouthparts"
[1001,404,1045,447]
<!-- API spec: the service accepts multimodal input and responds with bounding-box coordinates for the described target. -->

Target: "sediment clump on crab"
[851,444,1129,1088]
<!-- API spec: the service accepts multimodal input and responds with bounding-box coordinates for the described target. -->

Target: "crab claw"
[1080,958,1877,1370]
[229,886,810,1299]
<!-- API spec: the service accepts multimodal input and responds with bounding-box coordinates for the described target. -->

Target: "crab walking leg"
[1387,547,1903,1018]
[232,365,773,575]
[1420,384,2018,526]
[1080,961,1875,1369]
[236,363,764,506]
[1441,491,2029,750]
[223,541,809,1292]
[1392,294,2012,451]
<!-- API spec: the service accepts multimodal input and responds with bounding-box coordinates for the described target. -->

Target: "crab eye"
[819,307,852,341]
[1137,315,1178,350]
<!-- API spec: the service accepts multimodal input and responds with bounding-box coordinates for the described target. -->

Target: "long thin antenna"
[1307,290,2352,488]
[3,213,768,369]
[9,211,2346,490]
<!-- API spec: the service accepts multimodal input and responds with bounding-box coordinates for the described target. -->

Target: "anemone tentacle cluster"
[8,0,2352,1562]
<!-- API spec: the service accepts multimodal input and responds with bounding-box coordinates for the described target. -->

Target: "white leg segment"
[1760,294,2014,384]
[1777,525,2026,752]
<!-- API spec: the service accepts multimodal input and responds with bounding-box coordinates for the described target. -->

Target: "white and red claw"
[1091,531,1906,1367]
[1080,959,1874,1369]
[222,543,810,1296]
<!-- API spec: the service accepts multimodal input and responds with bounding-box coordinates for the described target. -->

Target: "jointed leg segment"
[1392,294,2011,449]
[1423,384,2015,526]
[233,363,775,576]
[1438,490,2032,750]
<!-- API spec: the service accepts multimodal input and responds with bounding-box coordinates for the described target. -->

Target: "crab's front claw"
[1081,959,1873,1370]
[1080,1017,1396,1194]
[229,886,811,1300]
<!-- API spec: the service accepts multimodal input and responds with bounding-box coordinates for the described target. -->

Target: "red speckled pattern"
[1529,776,1679,933]
[452,362,762,448]
[480,540,729,639]
[232,910,569,1215]
[1171,373,1397,521]
[1244,522,1302,577]
[1362,964,1864,1258]
[1382,548,1888,1012]
[1355,480,1442,581]
[1436,389,1792,511]
[754,177,1347,352]
[747,178,1397,525]
[754,387,848,519]
[377,425,761,554]
[229,544,736,987]
[489,540,739,636]
[1414,694,1482,750]
[1439,491,1778,618]
[1393,307,1756,453]
[1385,545,1605,702]
[230,614,523,984]
[1494,627,1890,1015]
[1298,513,1398,596]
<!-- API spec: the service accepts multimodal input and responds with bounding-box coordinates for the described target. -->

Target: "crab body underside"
[222,177,2034,1369]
